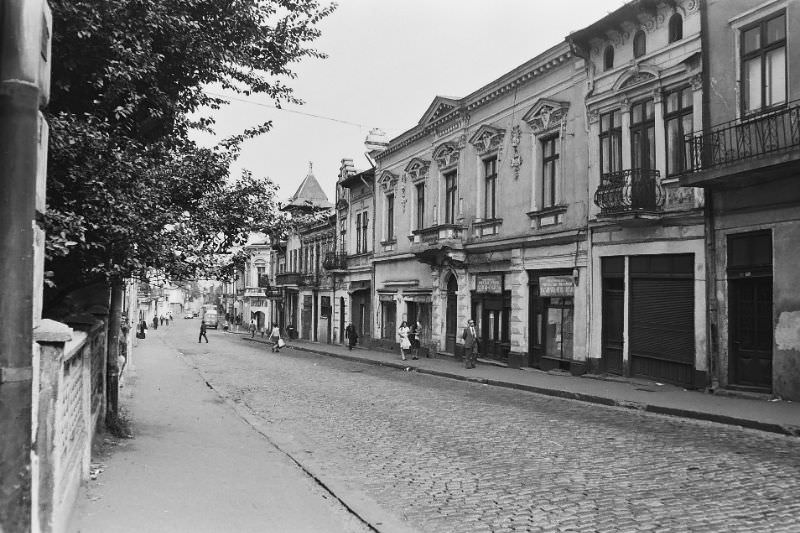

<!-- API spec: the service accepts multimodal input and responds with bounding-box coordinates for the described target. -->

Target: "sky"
[193,0,629,202]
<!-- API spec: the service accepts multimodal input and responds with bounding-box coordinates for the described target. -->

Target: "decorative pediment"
[432,141,461,169]
[419,96,461,126]
[468,125,505,155]
[404,158,431,183]
[612,64,660,92]
[523,99,570,136]
[378,170,399,192]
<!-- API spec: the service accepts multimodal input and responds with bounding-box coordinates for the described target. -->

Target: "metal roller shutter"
[629,254,695,386]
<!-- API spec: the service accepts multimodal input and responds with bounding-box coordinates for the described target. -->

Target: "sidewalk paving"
[233,331,800,437]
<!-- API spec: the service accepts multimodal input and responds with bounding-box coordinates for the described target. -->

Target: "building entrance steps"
[236,332,800,438]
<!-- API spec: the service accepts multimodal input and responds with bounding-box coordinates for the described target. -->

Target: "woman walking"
[398,321,411,361]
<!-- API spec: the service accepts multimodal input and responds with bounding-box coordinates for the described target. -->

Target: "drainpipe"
[699,0,718,391]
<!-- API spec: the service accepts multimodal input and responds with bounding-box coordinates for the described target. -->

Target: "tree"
[45,0,336,424]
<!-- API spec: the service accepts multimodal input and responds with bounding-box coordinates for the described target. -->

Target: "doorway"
[728,231,773,390]
[601,257,624,375]
[445,276,458,354]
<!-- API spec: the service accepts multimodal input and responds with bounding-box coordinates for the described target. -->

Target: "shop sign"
[538,276,574,297]
[475,274,503,294]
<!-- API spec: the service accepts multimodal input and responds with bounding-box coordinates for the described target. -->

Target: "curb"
[241,337,799,438]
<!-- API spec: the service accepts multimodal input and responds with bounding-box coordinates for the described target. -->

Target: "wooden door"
[445,276,458,353]
[601,258,624,375]
[301,295,312,339]
[731,277,773,389]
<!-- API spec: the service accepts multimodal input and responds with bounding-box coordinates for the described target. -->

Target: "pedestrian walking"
[249,319,256,338]
[268,323,283,352]
[345,323,358,350]
[152,316,158,330]
[137,319,148,339]
[461,319,479,369]
[198,321,209,343]
[409,320,422,359]
[398,321,411,361]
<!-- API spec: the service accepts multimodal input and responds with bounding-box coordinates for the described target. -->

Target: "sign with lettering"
[538,276,574,297]
[475,274,503,294]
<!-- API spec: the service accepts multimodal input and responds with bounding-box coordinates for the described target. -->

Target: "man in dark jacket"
[461,319,479,369]
[198,321,208,343]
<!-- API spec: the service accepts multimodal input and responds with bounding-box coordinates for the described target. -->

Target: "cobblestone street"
[171,331,800,533]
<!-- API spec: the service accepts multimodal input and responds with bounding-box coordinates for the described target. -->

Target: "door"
[321,296,331,343]
[731,277,773,389]
[445,276,458,353]
[339,297,345,343]
[601,258,624,375]
[301,295,312,339]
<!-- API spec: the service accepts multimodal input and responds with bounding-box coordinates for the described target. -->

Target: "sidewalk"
[235,332,800,437]
[69,329,371,533]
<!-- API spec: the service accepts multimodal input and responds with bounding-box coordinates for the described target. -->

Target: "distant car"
[184,312,195,319]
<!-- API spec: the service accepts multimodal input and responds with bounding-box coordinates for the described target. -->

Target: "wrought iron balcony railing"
[594,169,665,215]
[684,100,800,173]
[300,272,320,287]
[322,251,347,271]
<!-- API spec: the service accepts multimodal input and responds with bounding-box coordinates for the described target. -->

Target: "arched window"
[633,30,646,58]
[668,13,683,43]
[603,45,615,71]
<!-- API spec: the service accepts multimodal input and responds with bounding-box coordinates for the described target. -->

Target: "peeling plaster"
[775,311,800,352]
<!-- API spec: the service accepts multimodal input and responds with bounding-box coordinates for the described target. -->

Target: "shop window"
[381,300,396,340]
[741,12,786,113]
[668,13,683,43]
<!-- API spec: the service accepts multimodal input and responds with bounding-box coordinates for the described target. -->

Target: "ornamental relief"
[433,141,461,169]
[404,158,431,183]
[378,170,399,192]
[468,125,506,155]
[523,100,570,137]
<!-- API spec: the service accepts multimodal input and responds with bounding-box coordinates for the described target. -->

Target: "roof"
[339,167,375,189]
[285,163,333,210]
[568,0,663,51]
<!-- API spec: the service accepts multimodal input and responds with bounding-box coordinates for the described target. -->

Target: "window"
[361,212,369,253]
[416,182,425,230]
[355,213,362,254]
[600,110,622,176]
[603,45,614,71]
[444,170,457,224]
[630,99,655,171]
[665,86,693,176]
[386,194,395,240]
[381,300,396,340]
[483,156,497,219]
[741,12,786,113]
[633,30,646,58]
[339,219,346,253]
[541,137,559,208]
[668,13,683,43]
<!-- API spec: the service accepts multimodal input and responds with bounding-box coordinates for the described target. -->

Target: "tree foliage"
[44,0,336,302]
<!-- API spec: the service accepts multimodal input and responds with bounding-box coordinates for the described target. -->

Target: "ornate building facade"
[371,41,590,368]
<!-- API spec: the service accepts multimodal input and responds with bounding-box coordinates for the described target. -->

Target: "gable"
[418,96,461,126]
[523,98,570,136]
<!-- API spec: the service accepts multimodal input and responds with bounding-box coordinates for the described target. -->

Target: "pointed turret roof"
[285,162,333,209]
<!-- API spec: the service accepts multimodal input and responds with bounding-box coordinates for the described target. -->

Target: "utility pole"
[0,1,52,530]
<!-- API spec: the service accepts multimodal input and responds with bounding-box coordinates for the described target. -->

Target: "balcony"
[409,223,466,266]
[275,272,302,286]
[322,252,347,272]
[300,273,320,287]
[594,169,665,223]
[681,101,800,188]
